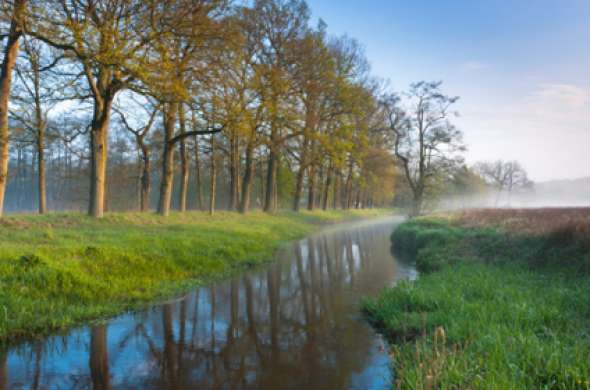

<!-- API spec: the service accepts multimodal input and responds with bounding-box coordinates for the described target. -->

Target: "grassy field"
[363,209,590,389]
[0,208,389,345]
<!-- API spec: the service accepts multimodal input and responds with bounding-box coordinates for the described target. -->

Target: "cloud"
[514,83,590,129]
[458,83,590,180]
[528,83,590,112]
[461,60,488,72]
[464,83,590,131]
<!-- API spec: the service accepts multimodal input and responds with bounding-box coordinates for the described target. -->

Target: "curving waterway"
[1,216,416,389]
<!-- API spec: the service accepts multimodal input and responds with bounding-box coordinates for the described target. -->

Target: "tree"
[200,28,251,212]
[243,0,310,213]
[208,133,217,214]
[290,28,323,211]
[190,108,206,210]
[360,147,396,207]
[148,0,227,217]
[474,160,533,206]
[231,5,269,214]
[0,0,416,215]
[10,38,64,214]
[318,36,375,211]
[0,0,27,217]
[435,165,488,210]
[177,103,190,212]
[114,96,158,212]
[383,81,465,216]
[89,325,110,389]
[28,0,161,217]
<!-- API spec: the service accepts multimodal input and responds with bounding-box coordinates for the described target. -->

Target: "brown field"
[452,208,590,248]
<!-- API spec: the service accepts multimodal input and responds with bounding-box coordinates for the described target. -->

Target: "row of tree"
[0,0,402,218]
[0,0,532,218]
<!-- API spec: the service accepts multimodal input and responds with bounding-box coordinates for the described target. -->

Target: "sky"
[306,0,590,182]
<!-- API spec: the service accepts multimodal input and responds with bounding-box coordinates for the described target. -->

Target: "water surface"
[1,216,415,389]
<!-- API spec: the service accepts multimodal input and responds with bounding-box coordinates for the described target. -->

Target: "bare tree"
[474,160,533,206]
[10,38,64,214]
[114,97,158,212]
[383,81,465,216]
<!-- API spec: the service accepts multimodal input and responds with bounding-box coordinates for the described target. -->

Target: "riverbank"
[363,209,590,388]
[0,209,390,344]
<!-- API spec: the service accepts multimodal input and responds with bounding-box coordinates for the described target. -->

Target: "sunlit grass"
[0,208,390,344]
[363,213,590,389]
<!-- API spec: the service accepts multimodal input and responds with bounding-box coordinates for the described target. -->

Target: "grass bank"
[0,208,389,344]
[363,209,590,389]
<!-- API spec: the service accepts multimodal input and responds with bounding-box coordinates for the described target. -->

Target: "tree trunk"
[354,186,361,209]
[322,164,332,211]
[263,146,277,213]
[16,146,23,209]
[293,164,305,212]
[228,130,239,211]
[345,180,353,209]
[360,188,366,209]
[193,135,203,210]
[292,137,309,211]
[0,349,6,390]
[209,136,216,215]
[177,104,189,212]
[307,164,316,211]
[88,96,113,218]
[239,138,255,214]
[157,102,178,216]
[411,188,424,217]
[273,165,278,210]
[35,113,46,213]
[0,0,26,217]
[344,161,354,209]
[258,160,265,209]
[90,325,111,390]
[37,128,46,214]
[333,170,340,209]
[29,48,47,214]
[139,141,151,212]
[315,164,324,208]
[30,149,36,210]
[162,304,178,388]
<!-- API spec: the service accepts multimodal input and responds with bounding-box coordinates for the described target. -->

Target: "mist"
[437,176,590,211]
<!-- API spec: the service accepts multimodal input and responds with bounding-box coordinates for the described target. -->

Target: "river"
[1,216,415,389]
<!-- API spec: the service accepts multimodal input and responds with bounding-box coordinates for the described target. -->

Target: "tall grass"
[363,209,590,389]
[454,208,590,249]
[0,208,389,344]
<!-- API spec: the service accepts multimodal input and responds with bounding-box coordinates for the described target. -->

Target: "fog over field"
[439,177,590,211]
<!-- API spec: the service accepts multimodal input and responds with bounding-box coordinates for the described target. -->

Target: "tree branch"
[168,127,223,145]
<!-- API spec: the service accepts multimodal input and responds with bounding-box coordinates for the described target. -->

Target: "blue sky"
[306,0,590,181]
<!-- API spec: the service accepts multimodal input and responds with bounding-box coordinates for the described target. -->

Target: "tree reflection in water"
[90,325,111,390]
[3,217,412,389]
[0,350,6,390]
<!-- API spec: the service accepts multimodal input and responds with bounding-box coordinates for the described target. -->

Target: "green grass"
[0,208,390,345]
[363,216,590,389]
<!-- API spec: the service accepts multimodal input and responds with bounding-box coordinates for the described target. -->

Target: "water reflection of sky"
[2,216,414,389]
